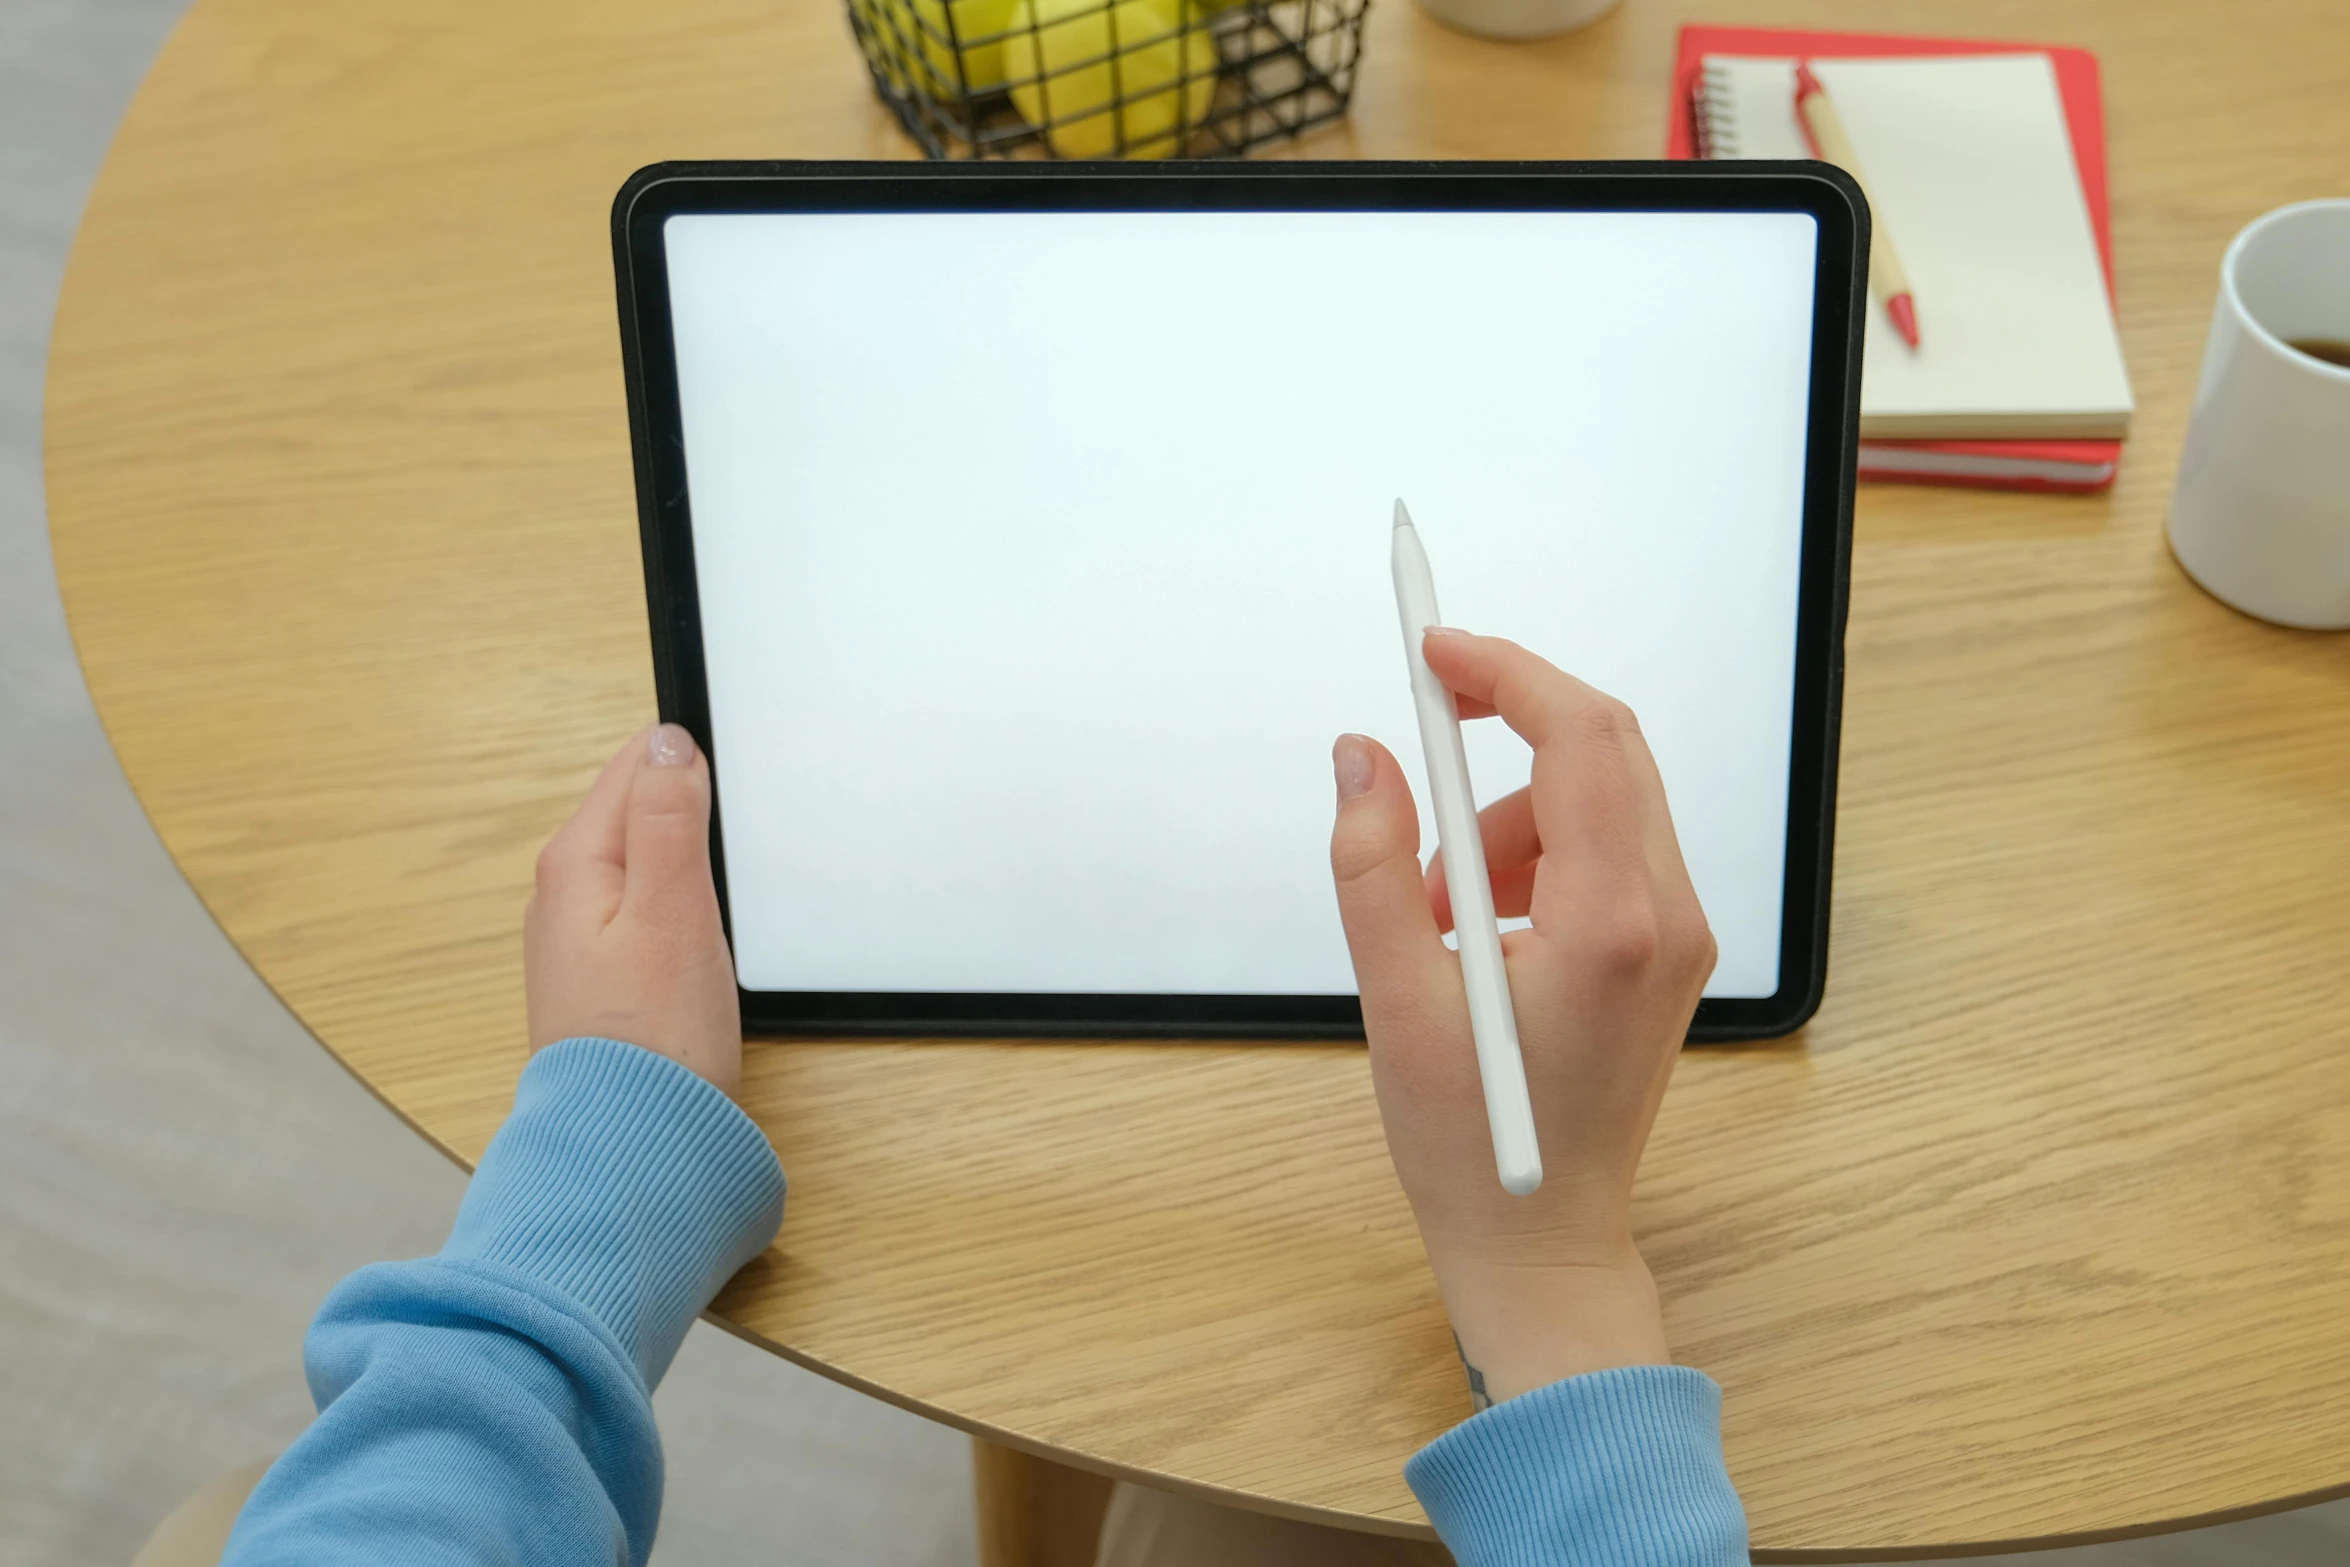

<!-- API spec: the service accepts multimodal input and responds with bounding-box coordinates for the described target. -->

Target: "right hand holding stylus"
[1329,630,1716,1409]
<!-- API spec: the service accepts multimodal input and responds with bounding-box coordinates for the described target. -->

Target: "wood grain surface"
[41,0,2350,1555]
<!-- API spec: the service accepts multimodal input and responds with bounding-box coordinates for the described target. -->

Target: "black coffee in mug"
[2287,337,2350,369]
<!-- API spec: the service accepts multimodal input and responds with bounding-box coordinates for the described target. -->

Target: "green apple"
[1005,0,1218,159]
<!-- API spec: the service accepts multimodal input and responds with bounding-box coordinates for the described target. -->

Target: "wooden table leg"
[973,1437,1117,1567]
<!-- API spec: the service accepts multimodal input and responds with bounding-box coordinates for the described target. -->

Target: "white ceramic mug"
[1411,0,1621,43]
[2168,199,2350,630]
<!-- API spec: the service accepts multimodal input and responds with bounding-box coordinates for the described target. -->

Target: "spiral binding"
[1692,59,1739,160]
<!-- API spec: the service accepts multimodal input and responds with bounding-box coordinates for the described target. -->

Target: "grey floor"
[3,4,2346,1565]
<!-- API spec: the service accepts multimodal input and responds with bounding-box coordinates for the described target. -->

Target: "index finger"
[1420,630,1610,750]
[1419,629,1692,912]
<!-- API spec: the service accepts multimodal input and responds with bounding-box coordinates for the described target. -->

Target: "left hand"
[524,723,742,1097]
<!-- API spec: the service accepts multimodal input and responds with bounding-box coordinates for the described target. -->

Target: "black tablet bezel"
[613,159,1862,1042]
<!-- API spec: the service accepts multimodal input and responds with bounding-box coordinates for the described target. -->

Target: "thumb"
[1329,734,1451,1023]
[621,723,719,930]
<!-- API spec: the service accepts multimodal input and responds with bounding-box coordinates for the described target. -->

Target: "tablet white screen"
[664,208,1818,999]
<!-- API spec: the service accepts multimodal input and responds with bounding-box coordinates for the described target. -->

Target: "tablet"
[613,161,1863,1040]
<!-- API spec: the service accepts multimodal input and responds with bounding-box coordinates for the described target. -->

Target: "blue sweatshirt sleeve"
[221,1038,786,1567]
[1406,1365,1751,1566]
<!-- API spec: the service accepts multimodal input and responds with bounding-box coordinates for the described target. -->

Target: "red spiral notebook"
[1669,25,2122,493]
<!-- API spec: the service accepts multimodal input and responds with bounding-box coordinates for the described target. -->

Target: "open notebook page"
[1698,52,2132,439]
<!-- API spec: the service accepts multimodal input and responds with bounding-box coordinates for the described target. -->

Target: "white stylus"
[1391,500,1543,1197]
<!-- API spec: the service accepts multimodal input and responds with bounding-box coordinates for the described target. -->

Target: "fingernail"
[1424,625,1470,638]
[1333,734,1375,801]
[648,723,697,767]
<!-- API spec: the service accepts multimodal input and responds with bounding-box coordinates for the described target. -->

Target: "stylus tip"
[1393,497,1412,531]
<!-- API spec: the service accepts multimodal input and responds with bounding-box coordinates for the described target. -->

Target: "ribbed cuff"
[441,1038,785,1388]
[1405,1364,1749,1566]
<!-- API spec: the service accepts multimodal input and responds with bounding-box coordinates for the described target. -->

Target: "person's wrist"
[1430,1243,1670,1407]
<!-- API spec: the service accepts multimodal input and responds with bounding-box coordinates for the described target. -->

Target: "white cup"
[1411,0,1622,42]
[2167,199,2350,630]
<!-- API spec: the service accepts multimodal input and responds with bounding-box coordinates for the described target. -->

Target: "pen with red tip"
[1794,60,1921,350]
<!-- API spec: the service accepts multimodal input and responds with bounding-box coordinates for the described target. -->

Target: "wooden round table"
[45,0,2350,1556]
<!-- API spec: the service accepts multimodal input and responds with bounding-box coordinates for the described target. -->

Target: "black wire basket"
[847,0,1371,160]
